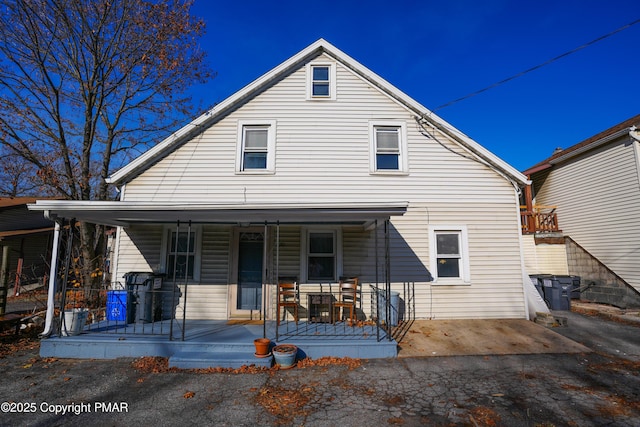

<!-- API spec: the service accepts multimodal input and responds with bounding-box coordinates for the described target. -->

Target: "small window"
[306,62,336,100]
[369,121,408,173]
[242,126,268,169]
[236,120,276,173]
[312,66,330,97]
[429,226,470,283]
[375,127,400,170]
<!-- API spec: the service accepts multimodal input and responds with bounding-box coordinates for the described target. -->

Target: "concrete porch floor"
[39,319,397,369]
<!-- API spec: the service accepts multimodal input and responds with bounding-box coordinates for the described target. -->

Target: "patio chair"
[277,277,299,325]
[334,277,358,322]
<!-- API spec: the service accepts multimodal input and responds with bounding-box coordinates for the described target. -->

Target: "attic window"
[306,62,336,100]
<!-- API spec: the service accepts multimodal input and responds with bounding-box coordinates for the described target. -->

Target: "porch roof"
[28,200,408,227]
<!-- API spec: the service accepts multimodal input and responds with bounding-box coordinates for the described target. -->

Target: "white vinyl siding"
[534,137,640,291]
[117,53,527,319]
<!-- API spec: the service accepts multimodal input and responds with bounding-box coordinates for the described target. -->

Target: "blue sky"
[190,0,639,171]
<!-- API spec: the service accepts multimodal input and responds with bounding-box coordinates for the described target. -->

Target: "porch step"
[169,351,273,370]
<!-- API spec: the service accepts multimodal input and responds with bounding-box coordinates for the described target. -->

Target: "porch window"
[161,226,202,282]
[429,226,470,283]
[306,62,336,100]
[236,120,276,173]
[369,121,408,173]
[303,229,342,282]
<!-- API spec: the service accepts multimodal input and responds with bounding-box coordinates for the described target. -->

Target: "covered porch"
[29,200,412,367]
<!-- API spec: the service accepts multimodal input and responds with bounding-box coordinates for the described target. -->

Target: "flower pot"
[272,344,297,368]
[254,338,271,357]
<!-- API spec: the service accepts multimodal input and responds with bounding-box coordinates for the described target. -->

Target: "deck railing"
[520,205,560,234]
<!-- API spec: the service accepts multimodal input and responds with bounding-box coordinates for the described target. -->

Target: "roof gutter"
[550,127,633,165]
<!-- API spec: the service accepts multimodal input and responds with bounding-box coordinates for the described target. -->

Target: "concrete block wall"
[565,237,640,309]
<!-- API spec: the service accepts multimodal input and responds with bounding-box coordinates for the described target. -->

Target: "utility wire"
[433,17,640,112]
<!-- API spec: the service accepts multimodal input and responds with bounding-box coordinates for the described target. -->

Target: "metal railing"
[57,286,182,337]
[276,282,415,342]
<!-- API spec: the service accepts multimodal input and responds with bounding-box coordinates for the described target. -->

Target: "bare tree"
[0,0,213,289]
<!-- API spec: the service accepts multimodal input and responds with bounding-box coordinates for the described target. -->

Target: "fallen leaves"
[254,384,312,425]
[131,355,363,374]
[183,391,195,399]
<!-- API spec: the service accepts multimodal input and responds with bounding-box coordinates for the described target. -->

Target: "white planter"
[61,308,88,336]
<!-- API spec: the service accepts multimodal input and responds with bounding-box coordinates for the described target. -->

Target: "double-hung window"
[306,62,336,100]
[303,229,342,282]
[236,120,276,173]
[162,226,202,282]
[429,226,470,283]
[369,121,408,173]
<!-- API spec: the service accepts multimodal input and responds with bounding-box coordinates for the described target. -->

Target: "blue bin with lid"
[106,290,128,322]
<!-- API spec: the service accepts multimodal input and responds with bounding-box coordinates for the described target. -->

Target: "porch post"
[41,219,61,337]
[169,220,179,341]
[181,221,191,341]
[385,219,392,341]
[524,180,535,233]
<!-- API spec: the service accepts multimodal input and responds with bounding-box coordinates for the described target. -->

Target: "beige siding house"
[523,115,640,308]
[32,39,531,322]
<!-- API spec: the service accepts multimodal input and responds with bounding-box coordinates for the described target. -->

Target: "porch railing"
[520,205,560,234]
[276,282,415,342]
[58,281,416,342]
[57,286,181,337]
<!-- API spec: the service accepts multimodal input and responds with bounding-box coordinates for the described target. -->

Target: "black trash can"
[548,275,573,311]
[124,272,161,323]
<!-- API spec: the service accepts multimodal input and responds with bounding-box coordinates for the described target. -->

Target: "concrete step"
[169,350,273,369]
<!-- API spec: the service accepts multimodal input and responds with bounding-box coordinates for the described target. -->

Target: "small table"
[307,293,334,323]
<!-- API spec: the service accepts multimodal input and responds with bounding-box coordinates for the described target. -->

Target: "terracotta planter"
[254,338,271,357]
[272,344,297,368]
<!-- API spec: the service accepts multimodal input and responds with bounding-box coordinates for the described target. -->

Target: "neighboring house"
[522,114,640,308]
[31,39,531,326]
[0,197,54,314]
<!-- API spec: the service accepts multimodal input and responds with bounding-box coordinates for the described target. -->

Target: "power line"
[433,17,640,112]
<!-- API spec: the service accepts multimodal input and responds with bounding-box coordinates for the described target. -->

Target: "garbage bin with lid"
[377,290,401,326]
[124,272,162,323]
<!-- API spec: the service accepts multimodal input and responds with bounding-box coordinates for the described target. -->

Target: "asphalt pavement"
[1,307,639,426]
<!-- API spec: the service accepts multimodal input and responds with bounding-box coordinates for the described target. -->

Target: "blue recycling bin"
[106,290,128,322]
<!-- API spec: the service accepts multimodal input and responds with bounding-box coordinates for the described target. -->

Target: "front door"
[231,231,264,317]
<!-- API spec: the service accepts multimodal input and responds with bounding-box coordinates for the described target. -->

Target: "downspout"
[514,187,531,320]
[629,126,640,191]
[41,213,62,337]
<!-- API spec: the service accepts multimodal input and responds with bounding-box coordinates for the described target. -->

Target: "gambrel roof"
[107,39,528,187]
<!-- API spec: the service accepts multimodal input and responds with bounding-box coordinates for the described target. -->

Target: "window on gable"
[312,66,330,97]
[375,126,400,170]
[369,121,408,173]
[306,63,336,100]
[236,120,276,173]
[243,126,268,169]
[429,226,470,283]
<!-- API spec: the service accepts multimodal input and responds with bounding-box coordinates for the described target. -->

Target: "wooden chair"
[277,277,299,325]
[334,277,358,322]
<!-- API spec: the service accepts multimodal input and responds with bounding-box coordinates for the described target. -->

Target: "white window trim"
[160,225,203,283]
[300,227,343,283]
[369,121,409,174]
[428,225,470,285]
[236,119,276,174]
[306,62,337,101]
